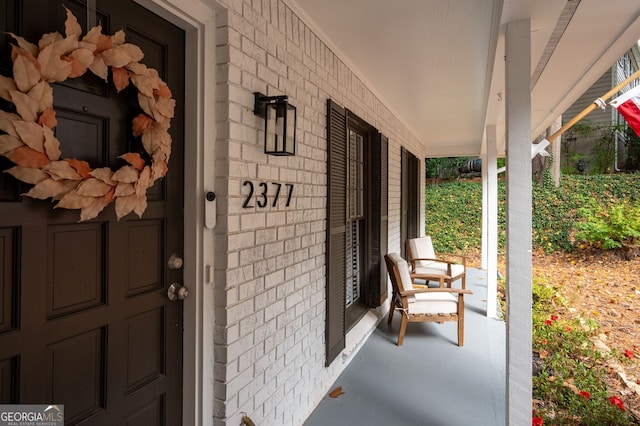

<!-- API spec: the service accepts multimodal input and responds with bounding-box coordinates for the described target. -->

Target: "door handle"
[167,283,189,301]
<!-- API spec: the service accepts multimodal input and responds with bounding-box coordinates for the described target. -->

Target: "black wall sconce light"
[254,92,296,156]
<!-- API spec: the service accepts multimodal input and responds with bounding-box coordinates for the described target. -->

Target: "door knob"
[167,254,183,269]
[167,283,189,301]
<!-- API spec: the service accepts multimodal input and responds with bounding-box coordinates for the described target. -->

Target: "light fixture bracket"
[254,92,288,118]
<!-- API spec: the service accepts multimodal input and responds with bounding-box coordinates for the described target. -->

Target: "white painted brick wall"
[213,1,424,424]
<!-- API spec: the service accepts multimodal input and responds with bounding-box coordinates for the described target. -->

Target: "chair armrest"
[408,257,439,270]
[410,272,451,280]
[411,257,464,267]
[437,253,469,265]
[410,273,448,289]
[439,252,469,260]
[401,288,472,296]
[412,283,429,289]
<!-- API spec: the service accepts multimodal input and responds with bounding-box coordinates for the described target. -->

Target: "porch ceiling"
[289,0,640,158]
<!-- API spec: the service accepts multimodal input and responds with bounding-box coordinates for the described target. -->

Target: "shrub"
[575,200,640,249]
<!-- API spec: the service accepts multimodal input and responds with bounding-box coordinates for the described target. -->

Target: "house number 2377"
[242,181,294,208]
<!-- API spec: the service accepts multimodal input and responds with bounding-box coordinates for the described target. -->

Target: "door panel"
[0,1,185,424]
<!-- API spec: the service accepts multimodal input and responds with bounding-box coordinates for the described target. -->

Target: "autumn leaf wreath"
[0,7,174,221]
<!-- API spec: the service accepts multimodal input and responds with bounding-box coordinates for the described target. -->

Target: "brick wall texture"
[212,0,425,424]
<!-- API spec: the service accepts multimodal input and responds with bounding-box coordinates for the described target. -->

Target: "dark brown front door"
[0,1,185,424]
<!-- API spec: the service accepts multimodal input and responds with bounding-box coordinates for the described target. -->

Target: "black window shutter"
[363,132,388,307]
[400,147,420,257]
[408,152,420,239]
[379,134,389,304]
[400,147,409,257]
[326,99,347,366]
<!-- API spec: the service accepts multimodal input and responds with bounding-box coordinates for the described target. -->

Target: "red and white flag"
[610,84,640,137]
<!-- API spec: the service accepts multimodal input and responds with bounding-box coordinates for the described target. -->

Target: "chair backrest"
[384,253,414,296]
[407,236,436,268]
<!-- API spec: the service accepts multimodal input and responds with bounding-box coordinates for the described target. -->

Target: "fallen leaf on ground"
[329,386,345,398]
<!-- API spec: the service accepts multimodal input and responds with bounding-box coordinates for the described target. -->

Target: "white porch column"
[505,20,532,425]
[482,125,499,318]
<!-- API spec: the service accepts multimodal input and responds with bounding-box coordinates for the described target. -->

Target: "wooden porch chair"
[384,253,472,346]
[406,236,468,289]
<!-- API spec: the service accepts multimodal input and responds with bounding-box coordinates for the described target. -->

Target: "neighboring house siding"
[563,70,612,128]
[561,69,613,171]
[562,48,640,172]
[213,1,422,425]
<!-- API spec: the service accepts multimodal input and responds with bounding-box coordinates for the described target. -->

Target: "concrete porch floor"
[304,268,506,426]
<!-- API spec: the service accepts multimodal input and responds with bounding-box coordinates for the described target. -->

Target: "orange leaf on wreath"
[63,53,89,79]
[153,83,172,99]
[120,152,145,171]
[132,114,152,137]
[65,158,92,179]
[7,146,50,168]
[38,108,58,129]
[112,67,130,93]
[95,34,113,55]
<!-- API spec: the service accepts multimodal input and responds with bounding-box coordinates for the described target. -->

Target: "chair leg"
[458,299,465,346]
[387,303,395,324]
[397,315,408,346]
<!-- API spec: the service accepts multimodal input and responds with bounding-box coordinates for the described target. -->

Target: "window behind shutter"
[326,99,347,365]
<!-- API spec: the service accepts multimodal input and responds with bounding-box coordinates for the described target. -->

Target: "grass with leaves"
[426,173,640,425]
[425,173,640,254]
[531,279,634,425]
